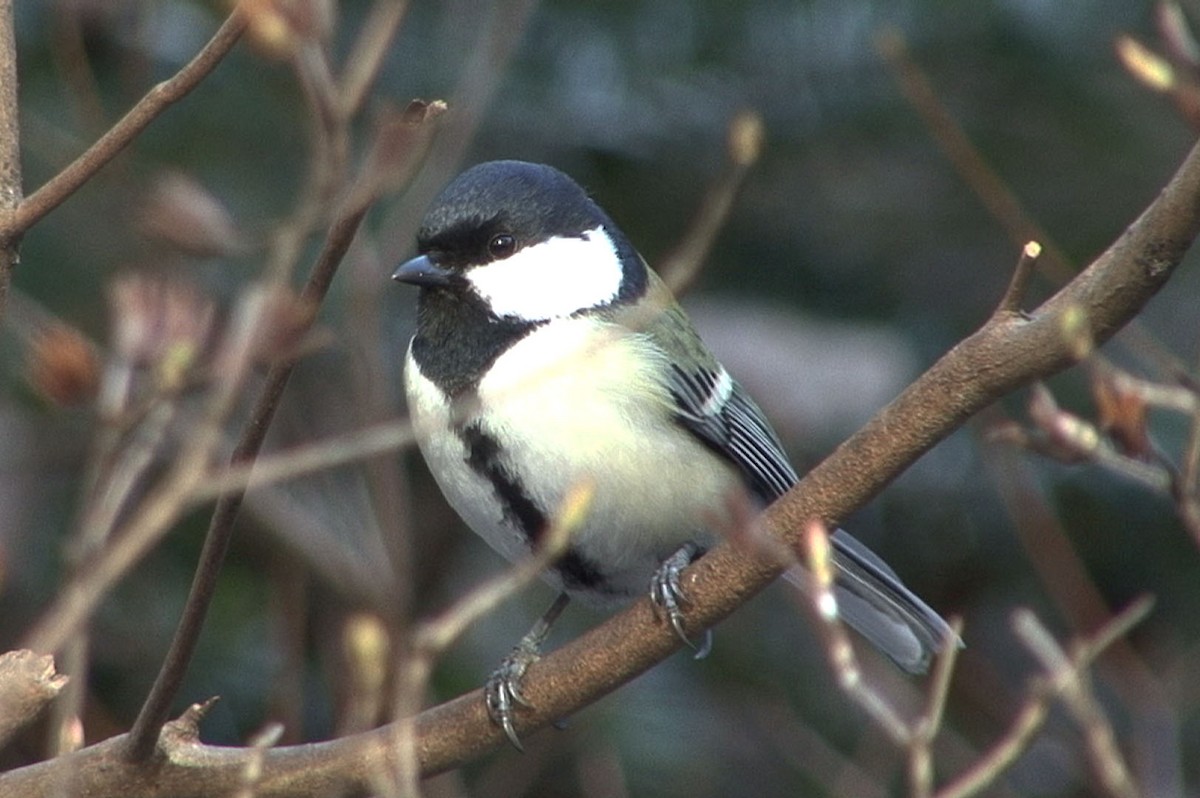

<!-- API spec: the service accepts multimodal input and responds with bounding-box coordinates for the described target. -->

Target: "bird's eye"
[487,234,516,260]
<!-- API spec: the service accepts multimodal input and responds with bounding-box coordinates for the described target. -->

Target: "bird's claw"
[484,639,541,751]
[482,593,571,751]
[650,545,713,659]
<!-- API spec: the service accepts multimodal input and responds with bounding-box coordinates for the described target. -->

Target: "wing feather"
[666,359,957,673]
[668,363,797,502]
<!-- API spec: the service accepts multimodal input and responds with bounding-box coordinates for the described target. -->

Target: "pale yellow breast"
[477,318,742,569]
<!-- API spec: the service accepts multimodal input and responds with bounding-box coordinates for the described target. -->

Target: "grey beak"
[392,254,453,287]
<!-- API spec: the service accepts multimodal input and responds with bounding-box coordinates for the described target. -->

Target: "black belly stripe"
[557,548,607,590]
[461,422,547,541]
[459,422,612,593]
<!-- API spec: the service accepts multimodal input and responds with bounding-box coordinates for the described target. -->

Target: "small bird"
[394,160,955,745]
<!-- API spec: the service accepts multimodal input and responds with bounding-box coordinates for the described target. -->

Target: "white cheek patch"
[466,226,624,320]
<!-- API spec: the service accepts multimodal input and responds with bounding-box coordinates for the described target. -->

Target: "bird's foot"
[649,543,713,659]
[484,637,541,751]
[483,593,570,750]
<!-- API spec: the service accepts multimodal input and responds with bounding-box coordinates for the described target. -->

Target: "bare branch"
[1013,608,1144,798]
[0,651,67,748]
[876,30,1060,279]
[936,599,1153,798]
[190,419,418,504]
[909,619,965,798]
[125,99,442,761]
[996,241,1042,316]
[338,0,410,118]
[878,29,1190,381]
[6,10,246,239]
[0,0,22,322]
[659,110,764,294]
[1180,366,1200,544]
[377,0,539,261]
[385,483,590,795]
[18,286,275,660]
[123,209,371,764]
[799,520,913,745]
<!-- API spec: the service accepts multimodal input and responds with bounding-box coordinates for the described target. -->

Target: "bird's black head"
[419,160,598,265]
[393,160,647,322]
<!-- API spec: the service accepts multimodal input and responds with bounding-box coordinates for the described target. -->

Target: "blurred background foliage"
[2,0,1199,796]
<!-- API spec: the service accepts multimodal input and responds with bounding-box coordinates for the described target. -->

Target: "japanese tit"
[394,160,955,740]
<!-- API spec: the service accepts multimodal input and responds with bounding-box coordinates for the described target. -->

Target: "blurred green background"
[2,1,1199,796]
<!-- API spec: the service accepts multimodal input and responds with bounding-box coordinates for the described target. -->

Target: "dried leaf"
[1092,370,1153,459]
[360,99,449,196]
[27,324,100,406]
[137,171,246,258]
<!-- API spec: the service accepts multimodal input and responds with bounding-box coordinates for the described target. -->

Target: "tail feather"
[785,528,958,674]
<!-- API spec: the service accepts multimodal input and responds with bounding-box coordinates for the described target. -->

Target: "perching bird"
[393,160,955,745]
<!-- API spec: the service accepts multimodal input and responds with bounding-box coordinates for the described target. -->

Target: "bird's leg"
[649,542,713,659]
[484,592,571,750]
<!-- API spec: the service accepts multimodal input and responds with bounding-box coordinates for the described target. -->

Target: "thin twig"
[123,205,371,763]
[265,553,308,746]
[1013,382,1174,492]
[191,418,417,502]
[936,599,1152,798]
[934,688,1050,798]
[18,287,272,658]
[343,233,419,639]
[266,44,343,285]
[338,0,410,118]
[660,110,764,294]
[1175,347,1200,544]
[909,618,965,798]
[47,638,86,757]
[799,520,913,745]
[377,0,538,261]
[876,31,1060,278]
[337,614,391,737]
[76,400,179,554]
[384,482,592,797]
[7,10,246,238]
[46,401,178,759]
[996,241,1042,316]
[48,7,108,141]
[1013,608,1144,798]
[877,28,1192,383]
[1178,353,1200,544]
[124,95,442,758]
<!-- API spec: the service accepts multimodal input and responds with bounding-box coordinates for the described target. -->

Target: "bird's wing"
[666,362,797,503]
[623,279,957,673]
[663,340,956,674]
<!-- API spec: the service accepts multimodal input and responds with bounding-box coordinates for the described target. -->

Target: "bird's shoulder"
[600,266,799,502]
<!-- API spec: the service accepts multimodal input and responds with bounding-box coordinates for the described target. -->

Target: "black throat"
[410,288,542,398]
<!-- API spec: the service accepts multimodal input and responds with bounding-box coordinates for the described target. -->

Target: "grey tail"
[786,528,959,674]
